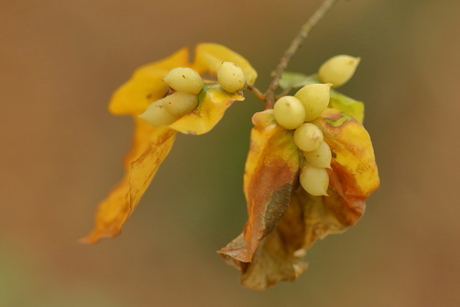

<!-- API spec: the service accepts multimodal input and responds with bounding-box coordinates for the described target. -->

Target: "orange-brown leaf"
[218,110,301,262]
[221,229,307,290]
[314,108,380,206]
[81,119,176,243]
[220,108,380,289]
[169,84,244,135]
[83,43,258,243]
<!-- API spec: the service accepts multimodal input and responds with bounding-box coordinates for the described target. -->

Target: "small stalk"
[264,0,338,109]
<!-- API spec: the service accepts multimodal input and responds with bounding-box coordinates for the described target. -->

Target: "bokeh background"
[1,0,460,306]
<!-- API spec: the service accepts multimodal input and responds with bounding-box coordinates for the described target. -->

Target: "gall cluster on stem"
[139,62,247,127]
[273,54,360,196]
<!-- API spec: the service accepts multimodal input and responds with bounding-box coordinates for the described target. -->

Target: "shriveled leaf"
[277,184,364,259]
[193,43,258,85]
[83,44,258,243]
[222,229,307,290]
[81,119,176,243]
[221,108,379,289]
[231,182,366,290]
[169,84,244,135]
[221,185,308,290]
[278,71,318,89]
[218,110,301,263]
[329,90,364,124]
[109,47,189,116]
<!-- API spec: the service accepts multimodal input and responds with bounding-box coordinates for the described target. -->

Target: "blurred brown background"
[1,0,460,306]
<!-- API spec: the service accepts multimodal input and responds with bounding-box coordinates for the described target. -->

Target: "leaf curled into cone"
[82,44,257,243]
[219,107,379,290]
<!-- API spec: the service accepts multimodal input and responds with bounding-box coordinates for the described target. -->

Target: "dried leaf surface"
[169,84,244,135]
[218,110,301,262]
[316,108,380,202]
[82,119,176,243]
[83,44,257,243]
[193,43,258,85]
[220,108,379,289]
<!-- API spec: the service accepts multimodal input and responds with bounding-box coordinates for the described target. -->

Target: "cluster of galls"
[139,54,360,198]
[139,62,246,126]
[273,55,360,197]
[82,41,379,290]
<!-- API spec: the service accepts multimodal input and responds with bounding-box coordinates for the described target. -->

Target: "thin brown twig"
[264,0,338,109]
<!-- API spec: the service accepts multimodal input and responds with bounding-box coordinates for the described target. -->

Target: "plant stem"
[264,0,338,109]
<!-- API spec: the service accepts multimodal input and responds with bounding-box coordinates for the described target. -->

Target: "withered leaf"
[81,120,176,243]
[83,44,257,243]
[218,110,301,262]
[220,107,379,289]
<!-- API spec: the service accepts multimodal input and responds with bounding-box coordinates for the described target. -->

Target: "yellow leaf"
[107,43,257,117]
[169,84,244,135]
[315,108,380,202]
[109,47,190,116]
[83,44,257,243]
[193,43,258,85]
[81,119,176,243]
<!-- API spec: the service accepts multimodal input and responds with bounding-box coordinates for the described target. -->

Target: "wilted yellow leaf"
[315,108,380,202]
[81,119,176,243]
[83,44,257,243]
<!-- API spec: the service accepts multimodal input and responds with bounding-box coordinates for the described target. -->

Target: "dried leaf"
[193,43,258,85]
[218,110,301,262]
[81,119,176,243]
[83,44,257,243]
[225,229,307,290]
[220,108,379,289]
[232,185,361,290]
[109,48,189,116]
[315,108,380,200]
[169,84,244,135]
